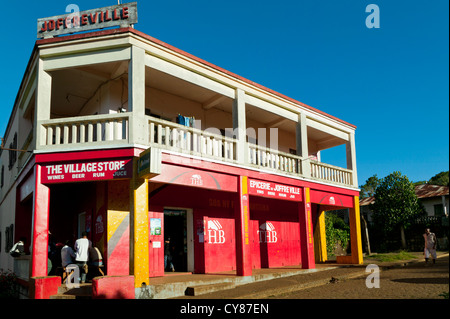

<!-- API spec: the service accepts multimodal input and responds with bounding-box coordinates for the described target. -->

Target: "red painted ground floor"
[14,148,362,298]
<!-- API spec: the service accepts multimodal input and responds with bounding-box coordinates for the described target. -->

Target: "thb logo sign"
[259,222,278,243]
[207,220,225,244]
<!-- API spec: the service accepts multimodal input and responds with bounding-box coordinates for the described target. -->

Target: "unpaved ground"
[271,255,449,299]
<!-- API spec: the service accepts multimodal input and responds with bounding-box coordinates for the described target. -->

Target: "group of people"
[61,231,103,283]
[9,231,104,283]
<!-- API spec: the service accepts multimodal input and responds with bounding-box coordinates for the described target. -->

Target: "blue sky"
[1,0,448,186]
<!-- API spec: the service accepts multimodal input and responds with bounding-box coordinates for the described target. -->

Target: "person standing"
[61,240,75,268]
[423,228,437,265]
[74,232,92,283]
[164,237,175,272]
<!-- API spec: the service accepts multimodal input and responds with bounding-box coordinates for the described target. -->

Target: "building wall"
[0,185,17,272]
[80,79,129,117]
[0,105,21,271]
[147,184,305,274]
[422,196,449,217]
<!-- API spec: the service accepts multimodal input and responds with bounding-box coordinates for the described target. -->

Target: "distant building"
[360,184,449,222]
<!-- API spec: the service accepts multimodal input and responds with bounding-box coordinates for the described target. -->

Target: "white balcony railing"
[248,143,301,175]
[35,114,356,187]
[310,160,353,186]
[39,113,130,150]
[148,116,236,162]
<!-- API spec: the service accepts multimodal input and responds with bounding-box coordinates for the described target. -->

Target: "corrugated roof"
[415,184,449,198]
[359,196,375,206]
[360,184,449,206]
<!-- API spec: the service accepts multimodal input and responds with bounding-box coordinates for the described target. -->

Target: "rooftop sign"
[37,2,137,39]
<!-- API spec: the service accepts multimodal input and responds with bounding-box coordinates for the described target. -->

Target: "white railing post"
[232,88,247,164]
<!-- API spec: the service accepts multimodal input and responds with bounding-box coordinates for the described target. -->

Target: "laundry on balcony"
[177,114,195,128]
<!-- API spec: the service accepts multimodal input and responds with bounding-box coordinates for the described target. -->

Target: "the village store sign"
[37,2,137,38]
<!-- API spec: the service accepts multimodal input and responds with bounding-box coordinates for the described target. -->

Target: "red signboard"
[309,190,354,208]
[41,158,133,184]
[248,179,302,202]
[150,163,237,192]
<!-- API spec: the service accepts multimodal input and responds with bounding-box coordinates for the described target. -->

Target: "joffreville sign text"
[37,2,137,38]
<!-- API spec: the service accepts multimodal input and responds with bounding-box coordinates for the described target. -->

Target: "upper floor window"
[1,165,4,188]
[8,133,17,171]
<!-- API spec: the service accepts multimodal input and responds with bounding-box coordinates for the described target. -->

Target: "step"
[50,283,92,299]
[50,293,91,299]
[185,282,236,296]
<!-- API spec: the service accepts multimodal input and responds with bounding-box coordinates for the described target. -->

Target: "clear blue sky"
[1,0,448,186]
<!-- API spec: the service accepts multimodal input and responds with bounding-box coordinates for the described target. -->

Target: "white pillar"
[35,57,52,150]
[129,45,147,146]
[442,195,448,217]
[346,131,358,187]
[296,112,310,177]
[233,88,247,164]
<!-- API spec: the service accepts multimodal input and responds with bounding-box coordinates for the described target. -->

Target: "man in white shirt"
[74,232,92,283]
[423,228,437,265]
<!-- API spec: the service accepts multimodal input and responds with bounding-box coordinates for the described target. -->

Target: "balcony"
[26,34,357,189]
[39,113,130,151]
[36,113,356,188]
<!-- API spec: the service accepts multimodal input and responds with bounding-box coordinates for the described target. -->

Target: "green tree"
[413,171,449,186]
[359,174,381,198]
[428,171,449,186]
[372,171,425,250]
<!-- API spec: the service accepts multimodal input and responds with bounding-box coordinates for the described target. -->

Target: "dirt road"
[271,255,449,299]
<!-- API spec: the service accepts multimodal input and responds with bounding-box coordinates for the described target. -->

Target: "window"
[8,133,17,170]
[5,224,14,252]
[434,204,444,217]
[1,165,4,188]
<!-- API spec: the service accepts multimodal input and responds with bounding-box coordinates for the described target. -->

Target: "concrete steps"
[50,283,92,299]
[185,282,236,296]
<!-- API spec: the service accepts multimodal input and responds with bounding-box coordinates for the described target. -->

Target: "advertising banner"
[37,2,138,38]
[248,179,302,202]
[41,158,133,184]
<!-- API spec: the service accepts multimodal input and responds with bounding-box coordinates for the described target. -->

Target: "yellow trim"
[131,158,150,287]
[305,187,310,202]
[242,176,249,245]
[349,196,363,264]
[305,188,314,245]
[242,175,248,195]
[314,209,327,263]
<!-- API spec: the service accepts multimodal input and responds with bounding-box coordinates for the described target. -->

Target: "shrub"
[325,212,350,257]
[0,269,18,299]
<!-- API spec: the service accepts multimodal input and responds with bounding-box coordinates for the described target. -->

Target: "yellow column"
[314,208,327,263]
[130,159,150,288]
[349,196,363,264]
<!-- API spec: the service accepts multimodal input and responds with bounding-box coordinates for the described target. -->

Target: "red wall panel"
[249,196,301,269]
[204,215,236,273]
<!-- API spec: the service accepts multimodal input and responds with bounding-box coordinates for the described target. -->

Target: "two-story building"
[0,3,362,299]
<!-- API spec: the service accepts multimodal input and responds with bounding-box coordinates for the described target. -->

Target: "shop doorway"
[163,208,194,272]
